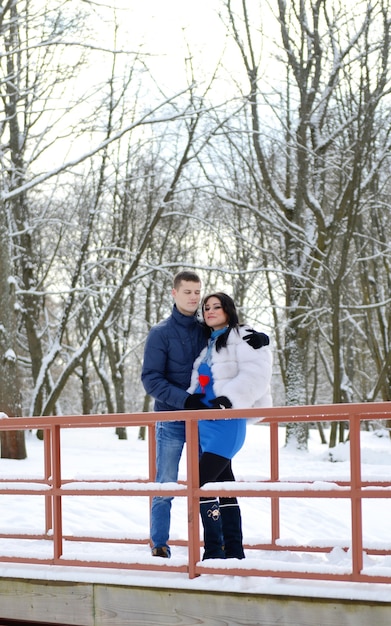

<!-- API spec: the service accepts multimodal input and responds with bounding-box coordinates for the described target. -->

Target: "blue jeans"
[150,420,186,551]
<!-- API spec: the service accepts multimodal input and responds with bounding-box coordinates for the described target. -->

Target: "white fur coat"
[187,326,273,409]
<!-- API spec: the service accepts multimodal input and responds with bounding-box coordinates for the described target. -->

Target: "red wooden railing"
[0,402,390,582]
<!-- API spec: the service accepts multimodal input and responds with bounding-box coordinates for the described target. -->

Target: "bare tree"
[219,0,391,448]
[0,1,219,453]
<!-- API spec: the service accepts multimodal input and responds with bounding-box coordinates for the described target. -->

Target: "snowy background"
[1,423,391,603]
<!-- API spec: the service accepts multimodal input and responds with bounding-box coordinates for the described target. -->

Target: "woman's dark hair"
[202,292,239,351]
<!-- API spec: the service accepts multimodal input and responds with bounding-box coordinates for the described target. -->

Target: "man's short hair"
[173,270,201,289]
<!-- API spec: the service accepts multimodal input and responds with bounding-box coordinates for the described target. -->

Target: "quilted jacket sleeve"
[141,324,189,411]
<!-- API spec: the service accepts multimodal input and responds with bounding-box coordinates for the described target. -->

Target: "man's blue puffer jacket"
[141,305,206,412]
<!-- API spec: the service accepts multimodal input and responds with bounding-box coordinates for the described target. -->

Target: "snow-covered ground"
[0,423,391,602]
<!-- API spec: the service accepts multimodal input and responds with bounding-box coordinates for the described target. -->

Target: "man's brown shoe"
[151,546,170,558]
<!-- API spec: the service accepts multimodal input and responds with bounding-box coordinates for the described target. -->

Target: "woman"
[186,292,273,560]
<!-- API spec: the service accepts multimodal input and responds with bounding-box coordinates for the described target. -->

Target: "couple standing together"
[141,271,273,560]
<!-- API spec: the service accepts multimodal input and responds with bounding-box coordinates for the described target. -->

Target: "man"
[141,270,205,558]
[141,270,269,558]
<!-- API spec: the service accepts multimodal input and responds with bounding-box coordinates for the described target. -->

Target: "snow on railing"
[0,402,390,582]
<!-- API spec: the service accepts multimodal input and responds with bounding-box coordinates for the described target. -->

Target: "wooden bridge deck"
[0,573,390,626]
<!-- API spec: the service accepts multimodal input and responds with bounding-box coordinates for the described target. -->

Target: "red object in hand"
[198,374,210,393]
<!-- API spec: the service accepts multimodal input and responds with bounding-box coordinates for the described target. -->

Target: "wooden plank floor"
[0,576,390,626]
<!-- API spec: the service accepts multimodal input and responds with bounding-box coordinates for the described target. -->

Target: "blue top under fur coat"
[188,325,273,459]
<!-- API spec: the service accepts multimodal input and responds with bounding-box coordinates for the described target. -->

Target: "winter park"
[1,0,391,624]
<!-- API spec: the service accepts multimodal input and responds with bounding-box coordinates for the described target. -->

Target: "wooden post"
[349,411,363,578]
[185,411,200,579]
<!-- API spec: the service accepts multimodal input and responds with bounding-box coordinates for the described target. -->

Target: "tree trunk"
[0,208,26,459]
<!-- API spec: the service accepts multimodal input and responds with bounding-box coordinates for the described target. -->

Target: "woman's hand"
[242,330,269,349]
[210,396,232,409]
